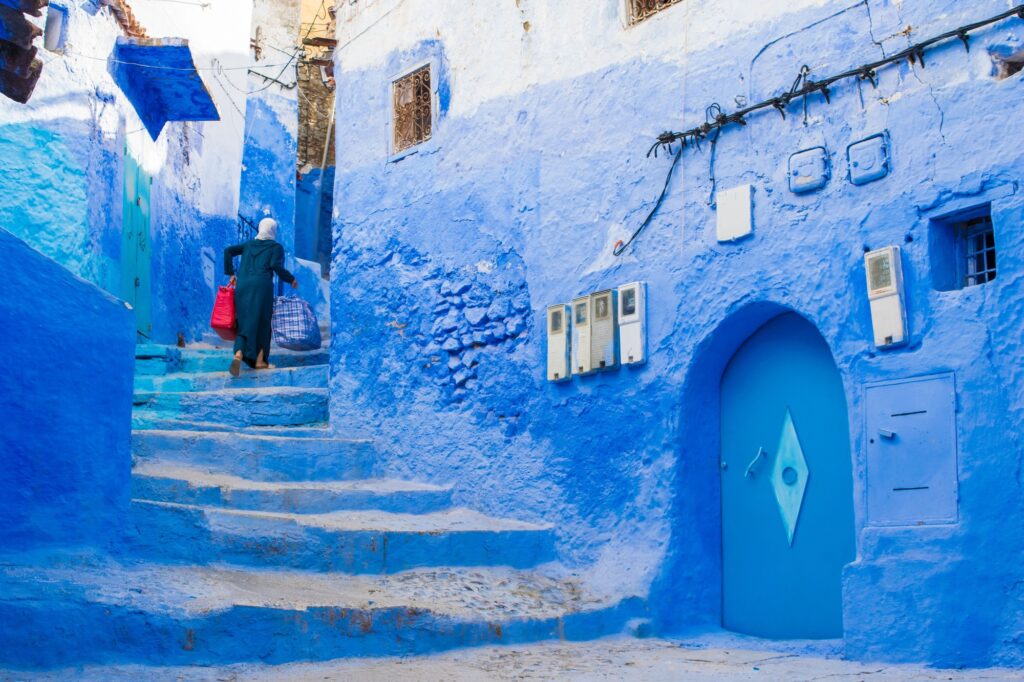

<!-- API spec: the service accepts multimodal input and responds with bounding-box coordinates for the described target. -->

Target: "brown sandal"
[229,357,242,377]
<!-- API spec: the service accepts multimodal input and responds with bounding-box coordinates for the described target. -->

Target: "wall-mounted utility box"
[590,289,618,370]
[865,373,958,526]
[848,133,891,186]
[716,184,753,242]
[789,146,830,193]
[545,304,570,382]
[864,245,908,349]
[618,281,646,366]
[571,295,593,376]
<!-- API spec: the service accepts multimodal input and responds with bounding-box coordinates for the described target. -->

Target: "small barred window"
[392,65,432,153]
[628,0,683,25]
[962,216,997,287]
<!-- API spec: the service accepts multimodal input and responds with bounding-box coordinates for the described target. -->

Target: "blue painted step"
[133,387,328,427]
[178,348,329,374]
[132,420,335,437]
[134,344,182,376]
[132,430,376,481]
[134,365,328,393]
[132,462,452,514]
[127,500,557,573]
[0,553,644,668]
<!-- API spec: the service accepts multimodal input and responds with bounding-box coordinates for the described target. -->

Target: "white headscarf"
[256,217,278,241]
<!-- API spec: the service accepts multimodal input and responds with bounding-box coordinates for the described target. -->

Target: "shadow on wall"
[0,228,135,551]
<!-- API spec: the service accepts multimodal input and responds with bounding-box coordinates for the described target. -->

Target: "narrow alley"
[2,0,1024,680]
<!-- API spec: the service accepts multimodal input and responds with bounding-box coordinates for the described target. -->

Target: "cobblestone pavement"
[3,637,1021,681]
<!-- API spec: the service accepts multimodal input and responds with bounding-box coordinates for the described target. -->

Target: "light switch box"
[716,184,753,243]
[789,146,830,193]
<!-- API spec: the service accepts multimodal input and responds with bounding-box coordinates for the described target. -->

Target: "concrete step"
[132,430,376,481]
[132,419,335,437]
[133,387,328,428]
[134,364,328,393]
[132,462,452,514]
[0,553,642,668]
[178,347,329,374]
[127,501,557,573]
[134,344,182,377]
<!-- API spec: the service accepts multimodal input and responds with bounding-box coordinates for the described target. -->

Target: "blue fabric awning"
[110,37,220,140]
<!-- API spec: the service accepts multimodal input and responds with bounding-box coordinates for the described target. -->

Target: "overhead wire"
[615,3,1024,257]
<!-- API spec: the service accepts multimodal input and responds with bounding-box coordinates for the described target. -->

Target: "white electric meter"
[546,304,571,382]
[864,245,908,348]
[590,289,618,370]
[571,296,593,375]
[617,281,646,366]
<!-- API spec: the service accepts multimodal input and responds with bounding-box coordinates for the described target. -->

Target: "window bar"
[964,217,996,287]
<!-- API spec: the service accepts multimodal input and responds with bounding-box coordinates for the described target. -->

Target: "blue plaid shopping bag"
[272,295,322,351]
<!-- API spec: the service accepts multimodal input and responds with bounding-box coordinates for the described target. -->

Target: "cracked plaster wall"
[330,0,1024,667]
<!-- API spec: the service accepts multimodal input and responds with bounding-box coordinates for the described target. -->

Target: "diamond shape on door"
[771,408,809,546]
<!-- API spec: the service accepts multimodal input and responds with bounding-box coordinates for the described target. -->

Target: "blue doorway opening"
[719,312,855,639]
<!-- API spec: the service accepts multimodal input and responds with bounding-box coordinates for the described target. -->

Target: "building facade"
[329,0,1024,666]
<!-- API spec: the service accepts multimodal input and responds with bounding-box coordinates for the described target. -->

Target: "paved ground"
[3,637,1021,681]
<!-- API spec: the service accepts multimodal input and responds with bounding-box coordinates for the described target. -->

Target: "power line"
[69,49,292,72]
[617,3,1024,257]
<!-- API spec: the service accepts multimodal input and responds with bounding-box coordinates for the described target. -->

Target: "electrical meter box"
[617,281,647,366]
[865,373,958,526]
[864,245,908,348]
[789,146,830,193]
[590,289,618,371]
[571,296,593,375]
[546,304,571,382]
[848,133,891,186]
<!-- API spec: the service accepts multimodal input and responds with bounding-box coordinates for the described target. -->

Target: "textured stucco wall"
[0,0,251,343]
[238,0,301,255]
[0,229,135,550]
[330,0,1024,667]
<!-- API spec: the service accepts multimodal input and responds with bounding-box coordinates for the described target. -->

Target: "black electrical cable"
[613,3,1024,256]
[648,4,1024,156]
[613,146,683,257]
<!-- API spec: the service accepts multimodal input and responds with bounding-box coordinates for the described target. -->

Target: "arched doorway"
[720,312,855,639]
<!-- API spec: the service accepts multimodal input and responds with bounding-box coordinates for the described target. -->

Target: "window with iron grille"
[392,64,432,153]
[962,216,996,287]
[628,0,683,25]
[929,208,998,291]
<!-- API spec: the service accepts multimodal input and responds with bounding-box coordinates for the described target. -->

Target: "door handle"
[878,428,896,439]
[745,447,768,478]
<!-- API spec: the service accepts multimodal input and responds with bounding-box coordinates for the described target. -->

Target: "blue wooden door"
[720,313,855,639]
[121,151,152,337]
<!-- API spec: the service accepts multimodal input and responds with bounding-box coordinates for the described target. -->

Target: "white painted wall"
[127,0,254,216]
[335,0,834,118]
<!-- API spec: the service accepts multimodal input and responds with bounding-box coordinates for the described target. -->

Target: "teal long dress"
[223,239,296,367]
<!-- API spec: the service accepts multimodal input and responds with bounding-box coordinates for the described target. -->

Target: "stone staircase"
[0,338,642,669]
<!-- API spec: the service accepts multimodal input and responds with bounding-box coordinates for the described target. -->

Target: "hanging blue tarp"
[110,37,219,140]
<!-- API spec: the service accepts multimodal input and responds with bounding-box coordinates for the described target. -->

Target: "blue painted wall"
[0,115,123,296]
[296,165,334,273]
[0,228,135,550]
[330,0,1024,667]
[239,94,298,255]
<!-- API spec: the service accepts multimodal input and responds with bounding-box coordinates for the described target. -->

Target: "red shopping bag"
[210,284,237,341]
